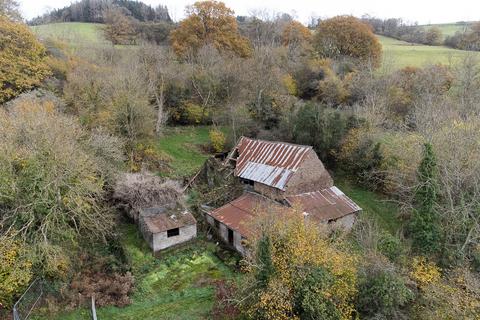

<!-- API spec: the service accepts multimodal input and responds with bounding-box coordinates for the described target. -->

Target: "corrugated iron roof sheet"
[140,207,196,233]
[286,186,362,222]
[207,192,288,237]
[234,137,312,190]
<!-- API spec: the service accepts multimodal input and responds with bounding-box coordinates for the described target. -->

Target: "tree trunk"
[155,78,165,135]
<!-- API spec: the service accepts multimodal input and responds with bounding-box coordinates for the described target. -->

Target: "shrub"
[68,271,134,308]
[290,103,355,167]
[240,212,358,320]
[410,257,441,288]
[211,280,240,320]
[209,129,226,153]
[378,232,402,261]
[282,74,298,96]
[358,256,413,318]
[0,236,33,309]
[0,100,119,278]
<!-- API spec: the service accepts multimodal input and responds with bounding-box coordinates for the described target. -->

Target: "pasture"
[31,22,108,46]
[379,35,480,69]
[420,22,471,38]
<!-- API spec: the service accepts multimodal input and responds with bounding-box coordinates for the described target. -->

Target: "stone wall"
[285,150,333,195]
[206,213,247,255]
[150,224,197,252]
[331,213,357,231]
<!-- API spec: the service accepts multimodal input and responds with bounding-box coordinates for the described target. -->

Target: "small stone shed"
[139,207,197,252]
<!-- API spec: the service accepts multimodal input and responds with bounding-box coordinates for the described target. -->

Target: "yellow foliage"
[209,128,226,153]
[246,211,358,319]
[282,74,298,96]
[410,256,441,288]
[184,102,205,124]
[256,281,297,320]
[410,267,480,319]
[0,235,33,308]
[0,16,51,103]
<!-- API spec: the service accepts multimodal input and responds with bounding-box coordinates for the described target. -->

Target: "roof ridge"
[239,136,313,150]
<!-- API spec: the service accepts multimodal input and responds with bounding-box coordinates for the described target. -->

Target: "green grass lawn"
[378,35,480,69]
[36,224,237,320]
[157,126,226,178]
[31,22,108,46]
[335,175,401,234]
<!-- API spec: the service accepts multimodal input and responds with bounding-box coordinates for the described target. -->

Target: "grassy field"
[31,22,480,71]
[35,225,237,320]
[335,175,401,234]
[420,22,471,38]
[378,35,480,69]
[157,126,227,178]
[31,22,108,46]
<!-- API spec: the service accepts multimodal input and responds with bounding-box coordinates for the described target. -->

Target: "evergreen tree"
[255,234,274,288]
[409,143,441,254]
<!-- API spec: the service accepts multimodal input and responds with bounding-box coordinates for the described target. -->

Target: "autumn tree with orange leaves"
[314,16,382,67]
[282,20,312,52]
[170,1,251,58]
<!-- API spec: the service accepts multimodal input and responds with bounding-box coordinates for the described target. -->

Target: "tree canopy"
[170,1,252,58]
[0,16,50,103]
[314,16,382,66]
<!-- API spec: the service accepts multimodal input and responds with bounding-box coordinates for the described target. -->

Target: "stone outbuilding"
[205,137,362,256]
[227,136,333,200]
[139,207,197,252]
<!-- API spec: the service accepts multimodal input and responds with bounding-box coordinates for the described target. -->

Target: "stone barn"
[204,137,362,255]
[139,207,197,252]
[227,137,334,200]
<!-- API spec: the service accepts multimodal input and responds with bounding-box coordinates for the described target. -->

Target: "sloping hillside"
[379,35,480,69]
[31,22,108,46]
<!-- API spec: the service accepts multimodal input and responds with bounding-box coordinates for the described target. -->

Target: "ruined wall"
[151,224,197,252]
[285,150,333,195]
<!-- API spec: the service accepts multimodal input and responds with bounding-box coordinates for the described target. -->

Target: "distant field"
[420,22,471,38]
[31,22,479,71]
[378,35,480,69]
[31,22,108,46]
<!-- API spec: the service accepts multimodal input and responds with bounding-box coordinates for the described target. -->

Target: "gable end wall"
[285,150,333,195]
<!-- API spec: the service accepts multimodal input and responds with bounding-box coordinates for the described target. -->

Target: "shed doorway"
[228,228,234,245]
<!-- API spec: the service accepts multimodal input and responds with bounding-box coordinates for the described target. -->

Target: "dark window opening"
[215,219,220,229]
[228,228,234,245]
[167,228,180,237]
[241,178,254,186]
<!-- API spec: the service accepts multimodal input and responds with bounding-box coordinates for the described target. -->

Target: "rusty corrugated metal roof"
[233,137,312,190]
[286,186,361,222]
[207,192,287,237]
